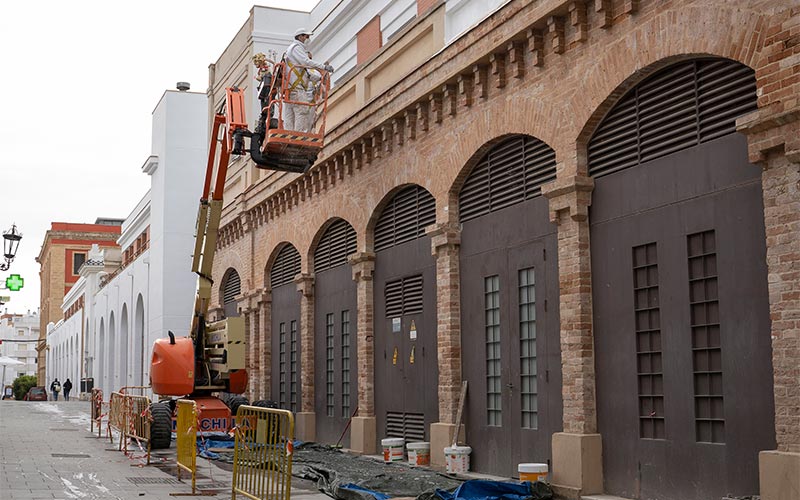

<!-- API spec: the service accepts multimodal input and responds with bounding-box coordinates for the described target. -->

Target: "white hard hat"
[294,28,313,38]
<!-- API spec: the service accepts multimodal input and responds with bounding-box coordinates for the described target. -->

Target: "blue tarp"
[435,480,552,500]
[339,483,391,500]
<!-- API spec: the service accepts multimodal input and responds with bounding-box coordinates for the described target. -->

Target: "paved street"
[0,400,329,500]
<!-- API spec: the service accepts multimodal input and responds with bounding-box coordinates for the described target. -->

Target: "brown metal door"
[459,196,561,477]
[374,237,438,443]
[591,134,775,499]
[314,263,358,445]
[271,283,301,412]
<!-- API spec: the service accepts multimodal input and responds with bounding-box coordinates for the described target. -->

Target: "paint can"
[444,445,472,473]
[382,438,405,463]
[518,463,548,482]
[406,441,431,467]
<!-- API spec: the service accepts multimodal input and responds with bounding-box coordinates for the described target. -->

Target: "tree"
[12,374,37,400]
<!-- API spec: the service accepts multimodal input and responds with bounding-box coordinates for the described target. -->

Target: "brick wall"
[417,0,438,16]
[209,0,798,451]
[357,16,382,65]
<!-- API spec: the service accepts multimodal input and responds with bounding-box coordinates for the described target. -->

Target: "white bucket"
[444,445,472,473]
[407,442,431,467]
[518,463,548,482]
[382,438,405,463]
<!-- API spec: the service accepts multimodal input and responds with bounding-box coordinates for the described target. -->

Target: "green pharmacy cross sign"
[5,274,23,291]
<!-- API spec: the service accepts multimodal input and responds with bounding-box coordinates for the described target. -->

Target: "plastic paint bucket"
[444,445,472,473]
[518,463,548,482]
[382,438,405,463]
[406,442,431,467]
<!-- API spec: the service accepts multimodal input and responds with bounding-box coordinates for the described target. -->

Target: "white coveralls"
[283,39,326,133]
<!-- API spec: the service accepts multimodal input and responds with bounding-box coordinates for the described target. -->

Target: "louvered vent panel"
[588,59,756,178]
[270,244,301,288]
[385,279,404,318]
[314,219,357,273]
[223,270,241,305]
[375,186,436,251]
[459,136,556,223]
[386,412,426,442]
[385,275,424,317]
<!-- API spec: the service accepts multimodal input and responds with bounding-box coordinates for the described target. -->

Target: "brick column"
[295,273,316,442]
[738,104,800,500]
[427,222,464,466]
[258,291,272,401]
[542,174,603,497]
[348,252,376,454]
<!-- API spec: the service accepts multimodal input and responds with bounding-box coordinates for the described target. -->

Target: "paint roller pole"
[452,381,468,447]
[335,406,359,448]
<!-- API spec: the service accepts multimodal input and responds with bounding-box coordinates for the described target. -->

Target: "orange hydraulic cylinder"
[151,337,195,396]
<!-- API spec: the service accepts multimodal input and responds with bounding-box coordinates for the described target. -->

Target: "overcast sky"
[0,1,318,316]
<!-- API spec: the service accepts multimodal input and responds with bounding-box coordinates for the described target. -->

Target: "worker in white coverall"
[283,28,333,133]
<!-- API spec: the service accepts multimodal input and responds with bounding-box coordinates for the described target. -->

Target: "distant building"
[35,221,122,383]
[0,311,40,387]
[45,86,207,397]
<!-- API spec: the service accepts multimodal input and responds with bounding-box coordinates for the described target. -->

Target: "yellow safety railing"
[175,399,198,492]
[122,394,153,464]
[107,391,126,448]
[90,388,104,437]
[231,405,294,500]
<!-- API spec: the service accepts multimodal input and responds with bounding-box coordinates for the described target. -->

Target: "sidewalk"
[0,399,329,500]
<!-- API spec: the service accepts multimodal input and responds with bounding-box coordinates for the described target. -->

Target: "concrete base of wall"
[295,412,316,442]
[759,450,800,500]
[350,416,376,455]
[551,432,603,497]
[429,422,465,467]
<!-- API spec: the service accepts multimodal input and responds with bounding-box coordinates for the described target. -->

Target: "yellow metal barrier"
[107,391,126,447]
[90,388,104,437]
[231,405,295,500]
[122,394,153,464]
[175,399,198,492]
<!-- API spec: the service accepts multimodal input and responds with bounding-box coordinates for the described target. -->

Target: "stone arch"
[220,267,243,317]
[264,242,302,289]
[98,317,105,393]
[447,133,558,222]
[307,217,358,274]
[109,311,116,391]
[571,3,766,175]
[134,294,145,386]
[365,183,436,252]
[120,303,129,386]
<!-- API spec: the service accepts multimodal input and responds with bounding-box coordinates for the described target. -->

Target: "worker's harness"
[286,60,313,92]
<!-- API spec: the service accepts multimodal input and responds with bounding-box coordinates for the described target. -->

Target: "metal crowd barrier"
[107,391,126,448]
[90,388,104,437]
[122,394,153,464]
[231,405,295,500]
[120,385,151,396]
[171,399,207,496]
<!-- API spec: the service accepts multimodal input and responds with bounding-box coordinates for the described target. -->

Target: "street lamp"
[1,224,22,271]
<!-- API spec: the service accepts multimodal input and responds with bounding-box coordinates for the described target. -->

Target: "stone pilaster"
[542,173,602,497]
[349,251,376,454]
[738,104,800,500]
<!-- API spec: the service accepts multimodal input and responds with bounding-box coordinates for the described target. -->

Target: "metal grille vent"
[222,269,241,305]
[127,477,183,485]
[459,136,556,222]
[386,411,425,442]
[385,275,423,317]
[588,59,756,178]
[315,218,357,273]
[271,244,301,288]
[374,186,436,251]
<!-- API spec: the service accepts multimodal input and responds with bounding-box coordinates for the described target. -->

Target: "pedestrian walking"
[62,378,72,401]
[50,378,61,401]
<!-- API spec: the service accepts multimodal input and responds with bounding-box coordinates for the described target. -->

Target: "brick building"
[35,220,122,383]
[207,1,799,498]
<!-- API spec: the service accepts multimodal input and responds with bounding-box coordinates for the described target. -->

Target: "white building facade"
[46,88,208,398]
[0,312,40,387]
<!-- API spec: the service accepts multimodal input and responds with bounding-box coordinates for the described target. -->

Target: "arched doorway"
[458,135,561,476]
[134,294,145,386]
[98,318,105,394]
[373,185,438,445]
[589,58,775,499]
[269,245,302,411]
[120,304,129,387]
[312,218,358,445]
[109,312,116,391]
